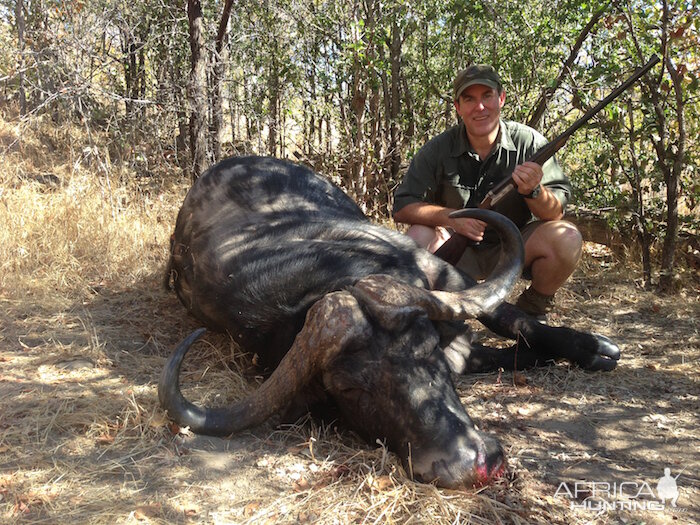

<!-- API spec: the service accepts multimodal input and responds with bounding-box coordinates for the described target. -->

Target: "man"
[393,64,582,319]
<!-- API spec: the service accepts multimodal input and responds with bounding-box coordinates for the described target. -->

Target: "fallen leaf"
[297,511,318,523]
[293,477,310,491]
[244,502,261,516]
[370,475,394,491]
[95,434,115,445]
[149,412,169,428]
[133,503,162,520]
[513,372,528,386]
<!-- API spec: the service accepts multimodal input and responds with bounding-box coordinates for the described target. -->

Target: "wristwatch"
[523,184,542,199]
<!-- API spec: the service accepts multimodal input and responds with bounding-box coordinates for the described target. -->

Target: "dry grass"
[0,115,183,303]
[0,116,698,524]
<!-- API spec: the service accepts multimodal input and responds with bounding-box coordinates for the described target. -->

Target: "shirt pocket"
[439,172,473,210]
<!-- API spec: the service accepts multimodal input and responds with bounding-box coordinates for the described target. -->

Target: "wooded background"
[2,0,698,291]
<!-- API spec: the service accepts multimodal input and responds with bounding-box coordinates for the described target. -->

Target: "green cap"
[453,64,502,100]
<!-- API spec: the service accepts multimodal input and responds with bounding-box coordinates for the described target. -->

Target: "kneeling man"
[393,64,582,319]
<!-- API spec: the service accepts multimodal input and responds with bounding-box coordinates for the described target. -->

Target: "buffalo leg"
[477,302,620,371]
[464,342,555,373]
[440,325,552,373]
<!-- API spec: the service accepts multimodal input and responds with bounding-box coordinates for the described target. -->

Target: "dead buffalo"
[159,156,619,488]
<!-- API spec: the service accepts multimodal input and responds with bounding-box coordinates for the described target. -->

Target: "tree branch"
[527,2,611,128]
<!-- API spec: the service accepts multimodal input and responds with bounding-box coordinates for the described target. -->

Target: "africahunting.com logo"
[555,468,683,512]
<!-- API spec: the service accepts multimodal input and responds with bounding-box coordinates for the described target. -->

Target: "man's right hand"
[394,202,488,243]
[451,217,487,242]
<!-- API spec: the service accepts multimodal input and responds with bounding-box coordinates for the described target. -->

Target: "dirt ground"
[1,243,697,524]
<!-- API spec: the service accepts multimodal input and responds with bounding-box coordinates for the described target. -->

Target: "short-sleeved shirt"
[393,119,572,245]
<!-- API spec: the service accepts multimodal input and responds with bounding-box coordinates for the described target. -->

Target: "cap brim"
[454,79,500,100]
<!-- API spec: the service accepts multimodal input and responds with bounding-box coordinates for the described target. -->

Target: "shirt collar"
[498,120,518,152]
[450,124,471,157]
[451,119,517,159]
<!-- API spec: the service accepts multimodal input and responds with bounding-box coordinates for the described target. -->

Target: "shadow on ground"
[0,267,698,523]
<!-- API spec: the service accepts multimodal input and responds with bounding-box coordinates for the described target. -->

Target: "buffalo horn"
[353,208,523,320]
[158,292,369,437]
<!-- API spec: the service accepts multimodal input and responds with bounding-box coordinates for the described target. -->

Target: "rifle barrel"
[478,55,660,209]
[529,54,660,166]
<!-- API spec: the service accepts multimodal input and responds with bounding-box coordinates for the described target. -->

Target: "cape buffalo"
[159,156,619,488]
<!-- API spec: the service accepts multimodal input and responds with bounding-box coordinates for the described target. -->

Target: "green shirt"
[393,119,572,243]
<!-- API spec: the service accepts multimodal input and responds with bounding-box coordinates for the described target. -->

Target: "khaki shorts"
[455,220,543,281]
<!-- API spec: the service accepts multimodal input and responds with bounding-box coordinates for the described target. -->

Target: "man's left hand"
[512,161,543,195]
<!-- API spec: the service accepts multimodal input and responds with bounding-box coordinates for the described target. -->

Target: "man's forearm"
[524,185,564,220]
[393,202,455,228]
[394,201,489,241]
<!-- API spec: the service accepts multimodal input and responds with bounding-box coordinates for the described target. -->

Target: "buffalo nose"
[474,433,505,485]
[410,431,505,488]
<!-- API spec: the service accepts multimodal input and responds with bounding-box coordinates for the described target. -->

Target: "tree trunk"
[350,65,366,204]
[388,18,402,182]
[343,1,367,206]
[401,72,414,148]
[378,35,390,184]
[268,52,279,156]
[120,29,133,115]
[324,93,332,156]
[634,1,685,293]
[119,22,149,121]
[211,0,234,162]
[658,53,684,292]
[16,0,26,116]
[243,75,252,144]
[230,84,238,149]
[626,99,653,284]
[187,0,208,180]
[307,70,316,157]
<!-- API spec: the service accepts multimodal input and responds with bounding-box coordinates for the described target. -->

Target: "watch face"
[526,185,541,199]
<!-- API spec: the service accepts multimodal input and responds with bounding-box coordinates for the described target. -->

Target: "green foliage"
[0,0,697,278]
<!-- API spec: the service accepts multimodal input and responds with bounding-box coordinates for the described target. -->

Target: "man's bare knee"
[406,224,439,249]
[405,224,452,252]
[553,222,583,267]
[525,221,583,295]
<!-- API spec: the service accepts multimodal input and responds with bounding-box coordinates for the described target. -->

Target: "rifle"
[434,55,660,266]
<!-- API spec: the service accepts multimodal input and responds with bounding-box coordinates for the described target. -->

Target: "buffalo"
[159,156,619,488]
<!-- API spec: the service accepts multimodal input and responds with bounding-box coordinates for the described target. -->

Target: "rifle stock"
[434,55,660,266]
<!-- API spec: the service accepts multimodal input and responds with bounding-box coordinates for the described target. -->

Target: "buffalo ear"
[350,285,427,332]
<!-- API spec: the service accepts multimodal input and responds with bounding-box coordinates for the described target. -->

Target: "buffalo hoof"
[580,334,621,371]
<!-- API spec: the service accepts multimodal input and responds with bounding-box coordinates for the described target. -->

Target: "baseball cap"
[453,65,502,100]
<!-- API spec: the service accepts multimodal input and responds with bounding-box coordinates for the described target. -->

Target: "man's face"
[454,84,506,143]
